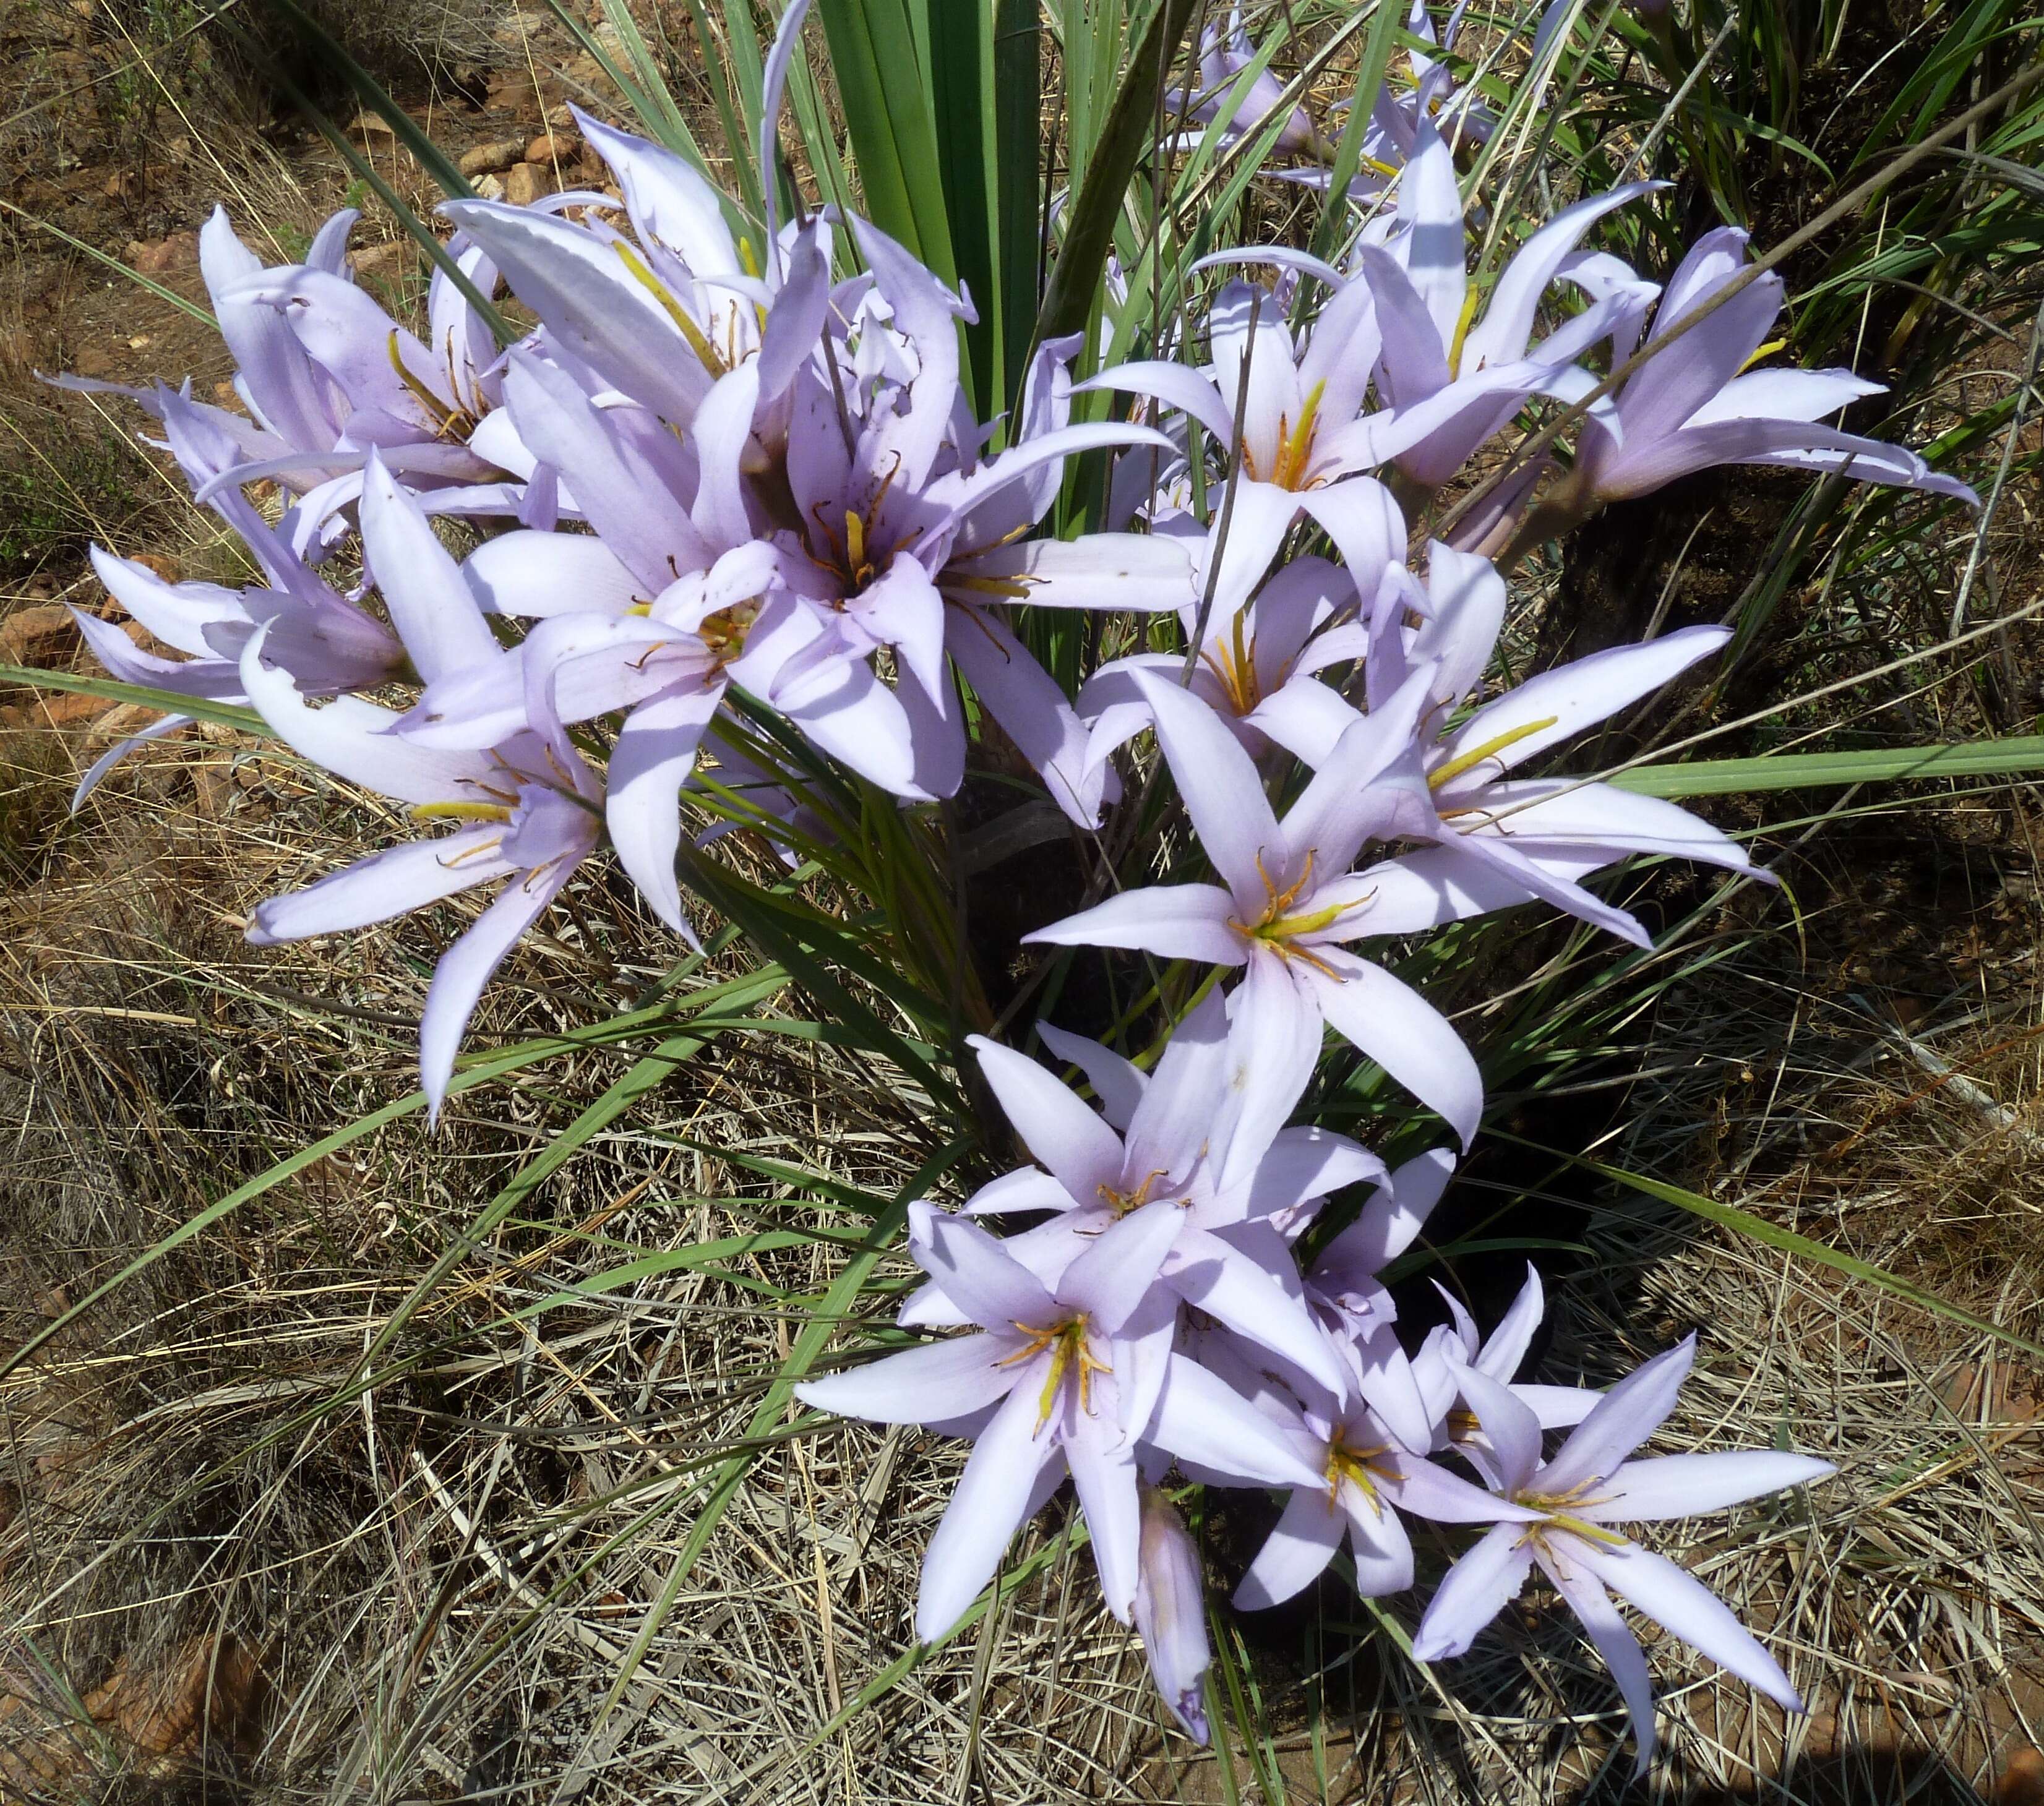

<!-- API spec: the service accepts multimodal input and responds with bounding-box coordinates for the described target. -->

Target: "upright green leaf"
[994,0,1046,415]
[925,0,1002,408]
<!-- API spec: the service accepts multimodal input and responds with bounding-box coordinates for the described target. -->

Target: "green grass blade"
[1610,735,2044,797]
[994,0,1045,415]
[1511,1136,2044,1363]
[1034,0,1200,348]
[0,664,264,736]
[926,0,1001,408]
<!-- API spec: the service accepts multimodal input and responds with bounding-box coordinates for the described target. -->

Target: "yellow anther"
[1446,286,1484,377]
[1427,715,1560,791]
[410,800,514,823]
[1096,1169,1172,1217]
[387,331,471,440]
[1325,1431,1394,1515]
[737,236,761,278]
[613,240,729,377]
[1272,379,1326,491]
[1007,1317,1112,1431]
[844,508,866,574]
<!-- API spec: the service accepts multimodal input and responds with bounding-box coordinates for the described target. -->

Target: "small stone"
[0,605,78,662]
[0,691,110,730]
[503,162,554,207]
[129,552,182,584]
[124,230,200,276]
[212,381,244,412]
[473,173,507,203]
[126,335,150,350]
[351,109,396,137]
[458,137,526,176]
[526,129,578,164]
[545,102,576,129]
[348,239,414,282]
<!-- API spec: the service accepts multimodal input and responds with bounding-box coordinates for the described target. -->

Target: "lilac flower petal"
[246,830,510,946]
[1068,1412,1144,1622]
[1125,986,1231,1181]
[1058,1198,1183,1333]
[1296,476,1403,597]
[1133,667,1282,907]
[1602,414,1977,504]
[909,1200,1060,1331]
[1475,779,1759,874]
[957,533,1197,613]
[1243,677,1365,769]
[608,681,719,940]
[1279,664,1433,875]
[88,546,239,657]
[1024,884,1245,965]
[421,861,575,1122]
[1166,1225,1346,1393]
[1621,264,1783,439]
[1147,1353,1325,1489]
[1473,1264,1546,1384]
[1519,1383,1601,1429]
[1239,1127,1386,1225]
[1306,948,1482,1149]
[463,529,649,618]
[914,1379,1056,1642]
[1035,1025,1146,1134]
[1235,1486,1345,1609]
[1222,950,1324,1183]
[1452,829,1651,949]
[1397,121,1469,351]
[1432,625,1731,800]
[1354,243,1452,403]
[1538,1548,1659,1779]
[1587,1451,1834,1523]
[571,108,737,275]
[1537,1336,1698,1499]
[1318,1145,1455,1277]
[1134,1491,1211,1742]
[359,455,502,683]
[946,606,1104,828]
[1409,1520,1535,1661]
[240,634,494,804]
[1688,365,1884,427]
[1081,360,1237,448]
[687,362,761,549]
[959,1165,1079,1218]
[1571,1539,1802,1710]
[1342,1482,1416,1596]
[1384,1451,1539,1525]
[441,200,712,426]
[1451,1367,1545,1498]
[795,1331,1017,1424]
[968,1034,1128,1205]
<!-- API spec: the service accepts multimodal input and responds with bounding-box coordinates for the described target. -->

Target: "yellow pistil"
[697,597,762,667]
[612,240,729,377]
[1198,636,1258,716]
[410,800,514,823]
[1427,715,1559,791]
[1004,1317,1112,1431]
[1270,379,1327,491]
[1446,286,1484,377]
[1445,1406,1480,1439]
[388,332,474,441]
[1096,1168,1171,1216]
[1228,850,1360,974]
[1325,1429,1395,1516]
[1738,336,1787,374]
[737,236,760,278]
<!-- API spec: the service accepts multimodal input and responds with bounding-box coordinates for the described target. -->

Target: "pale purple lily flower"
[236,640,601,1124]
[1412,1264,1599,1484]
[1133,1486,1212,1742]
[1344,121,1662,488]
[1281,541,1765,947]
[69,388,404,803]
[1026,665,1484,1154]
[1076,554,1372,788]
[1183,1327,1536,1608]
[1084,278,1403,615]
[1169,11,1330,161]
[1412,1337,1835,1775]
[897,992,1378,1398]
[764,249,1172,807]
[794,1198,1320,1640]
[1550,226,1977,511]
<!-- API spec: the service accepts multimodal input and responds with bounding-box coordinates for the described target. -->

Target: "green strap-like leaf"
[1610,735,2044,797]
[0,664,264,737]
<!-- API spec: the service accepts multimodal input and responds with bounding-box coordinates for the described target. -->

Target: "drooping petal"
[1572,1539,1802,1710]
[420,861,575,1122]
[1133,1489,1212,1742]
[795,1331,1018,1425]
[1068,1411,1144,1622]
[914,1379,1058,1643]
[945,606,1106,828]
[1134,666,1283,908]
[1450,1366,1545,1499]
[239,631,494,805]
[1306,949,1482,1149]
[1342,1482,1416,1596]
[246,830,510,945]
[1221,950,1325,1183]
[1081,360,1237,449]
[608,681,720,939]
[958,533,1198,614]
[1539,1547,1659,1779]
[1409,1520,1535,1661]
[1586,1451,1834,1524]
[1234,1485,1345,1610]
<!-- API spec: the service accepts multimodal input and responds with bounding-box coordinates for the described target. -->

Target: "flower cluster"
[59,0,1963,1764]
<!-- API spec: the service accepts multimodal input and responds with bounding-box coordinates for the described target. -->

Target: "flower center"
[1325,1428,1394,1516]
[1226,849,1357,975]
[1095,1168,1172,1217]
[697,597,762,667]
[1005,1315,1112,1431]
